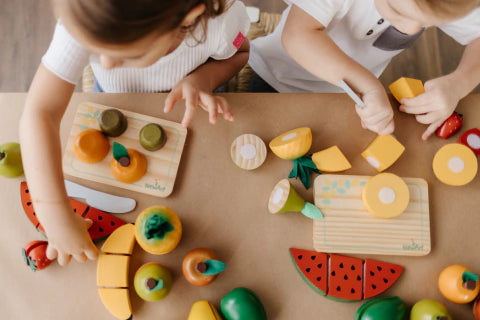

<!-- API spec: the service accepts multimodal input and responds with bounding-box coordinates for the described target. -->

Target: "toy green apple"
[410,299,452,320]
[134,262,172,302]
[0,142,23,178]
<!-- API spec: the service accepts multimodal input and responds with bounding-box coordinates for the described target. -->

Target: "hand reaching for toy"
[399,74,462,141]
[164,74,234,128]
[356,87,394,135]
[42,211,98,266]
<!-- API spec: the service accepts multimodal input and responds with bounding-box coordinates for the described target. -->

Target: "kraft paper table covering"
[1,92,479,320]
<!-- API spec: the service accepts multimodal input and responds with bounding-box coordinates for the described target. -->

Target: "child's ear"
[181,3,206,27]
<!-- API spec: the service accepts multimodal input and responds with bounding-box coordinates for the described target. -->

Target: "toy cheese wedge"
[433,143,478,186]
[362,135,405,172]
[388,77,424,103]
[312,146,351,172]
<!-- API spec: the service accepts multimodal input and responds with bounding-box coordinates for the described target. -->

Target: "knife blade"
[64,180,136,213]
[338,79,366,108]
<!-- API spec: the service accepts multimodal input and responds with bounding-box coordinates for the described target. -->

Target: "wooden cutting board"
[63,102,187,197]
[313,174,430,256]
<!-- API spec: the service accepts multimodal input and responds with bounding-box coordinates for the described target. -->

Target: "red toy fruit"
[459,128,480,155]
[436,112,463,139]
[22,240,52,271]
[20,182,125,242]
[289,248,403,301]
[474,296,480,319]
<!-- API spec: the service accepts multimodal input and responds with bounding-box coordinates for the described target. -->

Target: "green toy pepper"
[220,287,267,320]
[355,296,406,320]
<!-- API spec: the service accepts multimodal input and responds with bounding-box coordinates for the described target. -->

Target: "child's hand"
[399,75,461,140]
[356,87,394,135]
[43,212,98,266]
[164,75,234,127]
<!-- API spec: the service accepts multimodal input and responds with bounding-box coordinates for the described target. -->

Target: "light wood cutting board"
[63,102,187,197]
[313,174,430,256]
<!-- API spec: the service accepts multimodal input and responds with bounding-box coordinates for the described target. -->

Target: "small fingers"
[46,245,58,261]
[73,252,88,263]
[422,121,442,141]
[164,88,182,113]
[401,92,432,107]
[181,89,198,127]
[399,103,435,115]
[85,246,99,260]
[415,113,438,125]
[199,92,218,124]
[377,118,395,135]
[216,96,234,121]
[57,252,72,266]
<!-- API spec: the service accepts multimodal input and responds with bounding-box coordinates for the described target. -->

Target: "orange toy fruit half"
[110,148,147,183]
[73,129,110,164]
[183,248,225,286]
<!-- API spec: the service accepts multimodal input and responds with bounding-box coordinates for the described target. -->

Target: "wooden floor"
[0,0,474,92]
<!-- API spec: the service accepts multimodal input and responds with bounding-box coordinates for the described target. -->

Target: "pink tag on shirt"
[232,32,246,49]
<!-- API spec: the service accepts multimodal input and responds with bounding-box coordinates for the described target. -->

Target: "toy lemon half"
[231,134,267,170]
[269,127,312,160]
[433,143,478,186]
[135,206,182,255]
[362,173,409,218]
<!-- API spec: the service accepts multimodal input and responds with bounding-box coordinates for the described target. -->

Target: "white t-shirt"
[42,1,250,92]
[249,0,480,93]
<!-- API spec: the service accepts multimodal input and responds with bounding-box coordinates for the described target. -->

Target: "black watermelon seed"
[370,271,375,276]
[26,189,29,193]
[298,255,303,260]
[306,268,311,273]
[372,284,377,289]
[311,256,316,260]
[357,275,361,281]
[344,275,348,280]
[27,202,32,206]
[383,278,388,283]
[377,266,382,271]
[111,221,115,226]
[339,263,344,268]
[316,277,321,281]
[351,288,355,293]
[99,228,103,233]
[336,286,341,291]
[331,271,336,276]
[317,264,322,268]
[390,269,396,273]
[351,265,355,271]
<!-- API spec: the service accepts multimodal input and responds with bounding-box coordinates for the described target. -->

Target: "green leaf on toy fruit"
[463,270,479,283]
[202,259,227,276]
[22,248,28,266]
[288,156,321,189]
[149,279,164,292]
[113,142,130,162]
[301,202,323,219]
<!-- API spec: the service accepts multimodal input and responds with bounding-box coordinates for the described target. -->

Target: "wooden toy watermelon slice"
[20,182,125,242]
[289,248,403,301]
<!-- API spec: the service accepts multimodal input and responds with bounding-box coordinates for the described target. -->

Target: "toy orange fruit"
[110,142,146,184]
[182,248,227,286]
[135,206,182,255]
[438,264,480,304]
[73,129,109,163]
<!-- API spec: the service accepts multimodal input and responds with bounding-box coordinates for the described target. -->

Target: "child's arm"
[400,37,480,140]
[282,5,394,135]
[164,39,249,127]
[19,64,98,266]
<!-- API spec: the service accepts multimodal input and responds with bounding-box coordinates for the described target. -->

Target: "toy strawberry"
[22,240,52,271]
[436,112,463,139]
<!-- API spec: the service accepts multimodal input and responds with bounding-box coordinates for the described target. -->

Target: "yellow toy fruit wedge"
[135,206,182,255]
[388,77,424,103]
[362,173,410,218]
[188,300,223,320]
[268,179,323,219]
[312,146,351,172]
[269,127,312,160]
[98,288,132,320]
[433,143,478,186]
[362,134,405,172]
[101,224,136,255]
[230,134,267,170]
[97,254,130,288]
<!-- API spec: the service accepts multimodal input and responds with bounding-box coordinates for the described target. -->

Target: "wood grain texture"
[313,174,431,256]
[230,133,267,170]
[63,102,187,197]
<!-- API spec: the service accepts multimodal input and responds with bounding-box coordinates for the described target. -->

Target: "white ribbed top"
[42,1,250,92]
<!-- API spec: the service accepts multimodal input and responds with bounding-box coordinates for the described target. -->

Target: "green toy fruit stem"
[201,259,227,276]
[148,278,164,292]
[462,270,479,290]
[301,202,323,219]
[144,215,174,240]
[112,142,130,162]
[288,156,321,189]
[0,151,5,161]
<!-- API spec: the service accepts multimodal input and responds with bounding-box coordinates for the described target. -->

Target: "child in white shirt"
[249,0,480,139]
[20,0,249,266]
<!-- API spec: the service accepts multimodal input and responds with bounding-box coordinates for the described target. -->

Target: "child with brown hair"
[249,0,480,139]
[19,0,249,266]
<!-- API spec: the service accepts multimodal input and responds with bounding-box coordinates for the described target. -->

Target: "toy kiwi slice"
[99,109,128,137]
[140,123,167,151]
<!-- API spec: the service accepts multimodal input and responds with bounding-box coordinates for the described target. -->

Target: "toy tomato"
[182,248,226,286]
[22,240,52,271]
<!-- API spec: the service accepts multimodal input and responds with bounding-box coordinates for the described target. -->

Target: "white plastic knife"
[339,79,366,108]
[64,180,136,213]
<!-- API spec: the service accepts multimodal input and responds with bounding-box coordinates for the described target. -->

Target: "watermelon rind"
[289,249,326,296]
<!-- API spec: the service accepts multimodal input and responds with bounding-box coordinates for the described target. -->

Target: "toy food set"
[21,181,126,241]
[388,77,424,103]
[410,299,452,320]
[134,262,173,302]
[290,248,403,301]
[354,296,407,320]
[436,112,463,139]
[313,174,430,256]
[361,134,405,172]
[63,102,187,197]
[459,128,480,155]
[22,240,52,272]
[311,146,351,173]
[0,142,23,178]
[230,134,267,170]
[269,127,319,189]
[268,178,323,220]
[432,143,478,186]
[182,248,227,286]
[188,300,222,320]
[220,287,267,320]
[438,264,480,304]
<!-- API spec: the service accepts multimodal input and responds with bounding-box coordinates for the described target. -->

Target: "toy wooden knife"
[64,180,136,213]
[339,79,366,108]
